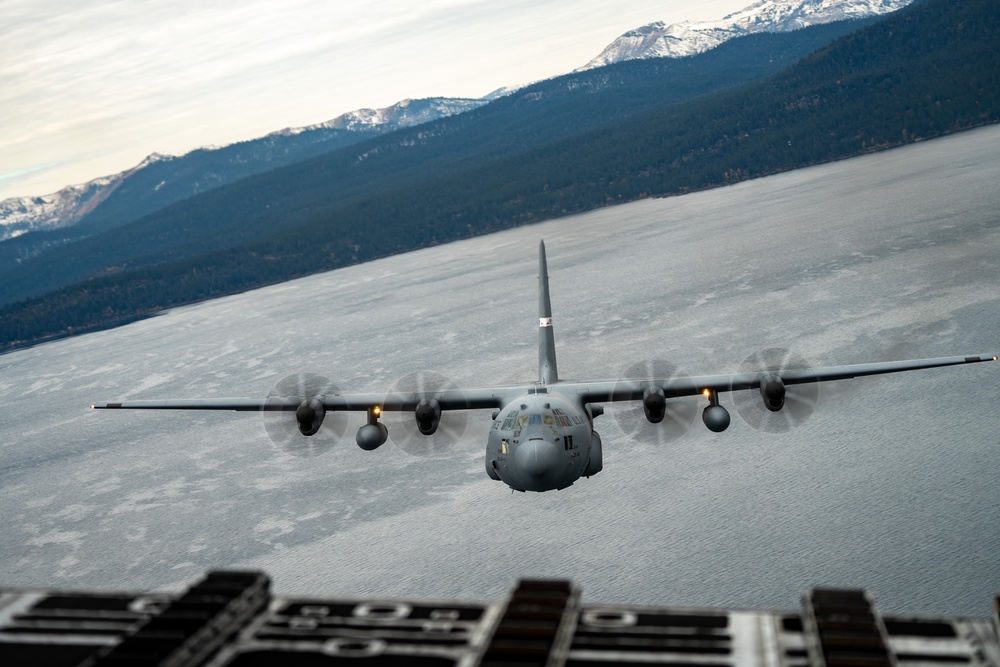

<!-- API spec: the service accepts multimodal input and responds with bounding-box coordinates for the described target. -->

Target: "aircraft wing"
[92,388,511,412]
[92,355,996,412]
[91,354,995,448]
[560,354,998,403]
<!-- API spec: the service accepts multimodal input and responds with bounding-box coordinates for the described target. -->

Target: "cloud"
[0,0,751,199]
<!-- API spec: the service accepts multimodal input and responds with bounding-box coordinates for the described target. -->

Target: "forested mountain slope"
[0,18,880,309]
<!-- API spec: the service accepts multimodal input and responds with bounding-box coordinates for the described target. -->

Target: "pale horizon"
[1,1,750,201]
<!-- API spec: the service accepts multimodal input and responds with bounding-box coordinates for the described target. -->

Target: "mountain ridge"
[0,0,912,243]
[581,0,913,69]
[0,16,885,308]
[0,97,490,243]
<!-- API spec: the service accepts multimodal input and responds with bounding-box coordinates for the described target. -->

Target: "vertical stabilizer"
[538,240,559,384]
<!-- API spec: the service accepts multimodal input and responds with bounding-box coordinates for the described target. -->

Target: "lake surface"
[1,126,998,617]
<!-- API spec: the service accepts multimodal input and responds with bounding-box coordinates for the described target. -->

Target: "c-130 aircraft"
[93,241,997,492]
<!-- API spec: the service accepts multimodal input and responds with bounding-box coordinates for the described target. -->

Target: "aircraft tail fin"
[538,240,559,385]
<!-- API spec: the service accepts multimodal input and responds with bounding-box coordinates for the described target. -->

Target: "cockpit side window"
[500,411,519,431]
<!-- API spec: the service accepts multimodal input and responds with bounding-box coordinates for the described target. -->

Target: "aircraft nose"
[514,438,559,477]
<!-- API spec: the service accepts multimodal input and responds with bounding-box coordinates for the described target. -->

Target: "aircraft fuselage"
[486,391,601,492]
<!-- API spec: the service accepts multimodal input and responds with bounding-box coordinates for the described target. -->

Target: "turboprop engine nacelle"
[296,399,326,436]
[760,375,786,412]
[642,387,666,424]
[415,399,441,435]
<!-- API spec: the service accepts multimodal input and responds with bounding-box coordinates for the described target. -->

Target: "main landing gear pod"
[584,431,603,477]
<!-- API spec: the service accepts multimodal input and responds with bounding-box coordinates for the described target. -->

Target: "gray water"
[1,126,998,617]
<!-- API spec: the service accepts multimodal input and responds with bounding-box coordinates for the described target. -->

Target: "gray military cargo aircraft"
[93,241,997,492]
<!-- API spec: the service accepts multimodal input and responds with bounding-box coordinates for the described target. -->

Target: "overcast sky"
[1,1,751,200]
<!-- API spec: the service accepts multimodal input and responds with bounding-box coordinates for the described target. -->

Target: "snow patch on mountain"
[0,154,176,242]
[580,0,914,70]
[270,97,488,137]
[0,98,487,240]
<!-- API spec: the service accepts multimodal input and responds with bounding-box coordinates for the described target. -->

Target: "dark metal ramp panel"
[0,572,996,666]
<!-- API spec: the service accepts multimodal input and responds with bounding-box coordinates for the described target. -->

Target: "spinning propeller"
[733,348,819,432]
[613,359,698,445]
[261,373,346,457]
[384,371,469,457]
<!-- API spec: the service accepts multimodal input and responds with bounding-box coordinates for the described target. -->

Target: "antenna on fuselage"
[538,240,559,385]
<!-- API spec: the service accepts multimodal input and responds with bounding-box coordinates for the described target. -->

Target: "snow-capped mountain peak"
[580,0,914,70]
[1,98,491,242]
[269,97,488,137]
[0,175,124,242]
